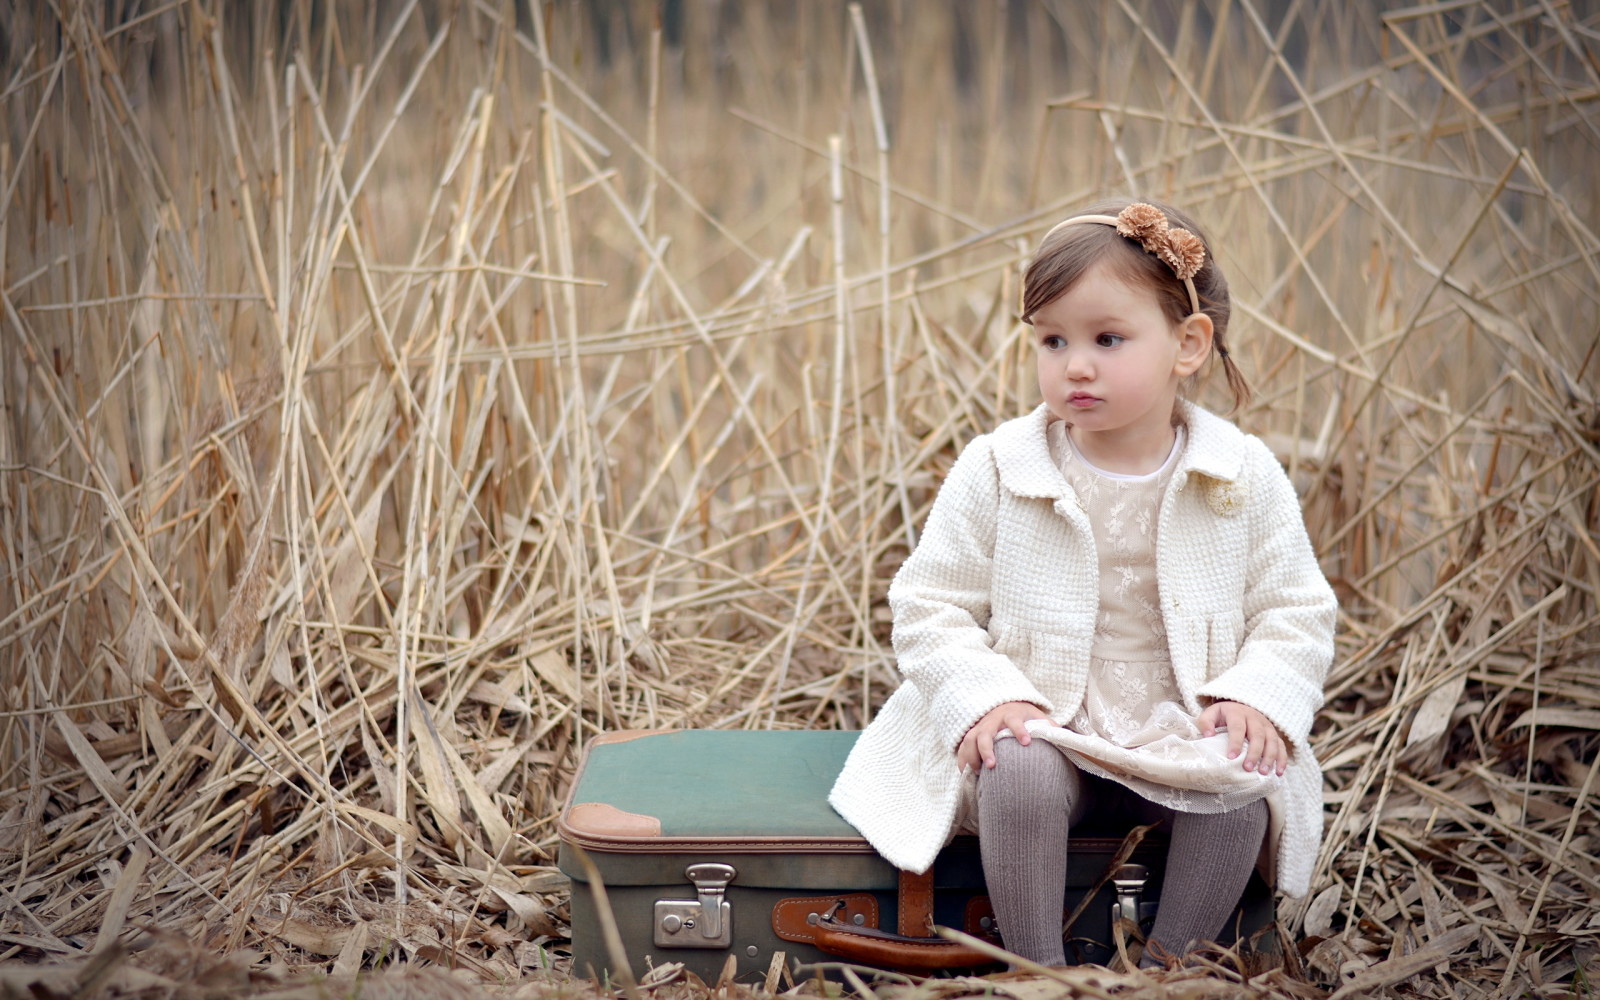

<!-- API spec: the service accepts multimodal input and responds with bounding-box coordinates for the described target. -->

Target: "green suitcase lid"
[558,729,873,853]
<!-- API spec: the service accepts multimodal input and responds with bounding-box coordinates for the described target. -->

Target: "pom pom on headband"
[1043,203,1205,315]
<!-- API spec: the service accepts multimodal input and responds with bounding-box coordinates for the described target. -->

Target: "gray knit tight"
[976,737,1270,967]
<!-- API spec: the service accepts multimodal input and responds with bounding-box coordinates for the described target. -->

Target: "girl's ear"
[1173,312,1214,377]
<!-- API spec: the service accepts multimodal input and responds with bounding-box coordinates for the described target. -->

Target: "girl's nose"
[1065,352,1092,379]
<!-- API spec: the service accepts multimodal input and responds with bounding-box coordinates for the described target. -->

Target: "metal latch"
[1111,863,1150,929]
[654,863,735,949]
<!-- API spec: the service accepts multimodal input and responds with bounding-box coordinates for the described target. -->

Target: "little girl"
[829,198,1337,967]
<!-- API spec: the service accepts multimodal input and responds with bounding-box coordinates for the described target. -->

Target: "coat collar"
[990,401,1249,500]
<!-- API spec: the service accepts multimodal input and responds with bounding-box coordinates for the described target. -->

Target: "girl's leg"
[1142,797,1270,965]
[977,739,1083,966]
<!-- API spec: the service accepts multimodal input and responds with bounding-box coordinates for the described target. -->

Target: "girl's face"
[1031,260,1212,471]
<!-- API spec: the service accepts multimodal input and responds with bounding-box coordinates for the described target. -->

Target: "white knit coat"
[829,402,1337,898]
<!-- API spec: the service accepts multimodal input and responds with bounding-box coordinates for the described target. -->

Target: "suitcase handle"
[810,918,994,972]
[797,868,996,973]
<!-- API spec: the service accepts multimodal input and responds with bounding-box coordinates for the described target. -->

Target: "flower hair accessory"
[1042,203,1206,315]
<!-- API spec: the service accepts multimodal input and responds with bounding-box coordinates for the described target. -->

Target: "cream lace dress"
[963,420,1280,825]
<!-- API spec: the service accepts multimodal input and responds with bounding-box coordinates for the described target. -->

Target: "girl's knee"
[990,736,1037,765]
[1173,797,1268,837]
[989,736,1071,775]
[978,740,1080,811]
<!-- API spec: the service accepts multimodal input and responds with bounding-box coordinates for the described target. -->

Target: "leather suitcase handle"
[772,894,879,944]
[810,920,993,972]
[776,868,1000,972]
[812,867,994,972]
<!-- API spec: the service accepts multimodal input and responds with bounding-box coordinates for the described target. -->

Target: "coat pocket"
[1168,612,1245,708]
[989,620,1092,718]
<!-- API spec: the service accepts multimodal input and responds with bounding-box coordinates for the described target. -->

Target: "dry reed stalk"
[0,2,1596,998]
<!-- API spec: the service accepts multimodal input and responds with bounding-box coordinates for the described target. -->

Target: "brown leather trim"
[556,828,877,854]
[898,867,934,937]
[964,896,997,939]
[772,895,879,944]
[811,922,993,972]
[565,802,662,838]
[557,828,1147,855]
[589,729,673,746]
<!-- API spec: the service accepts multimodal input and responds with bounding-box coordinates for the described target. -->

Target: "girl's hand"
[958,701,1052,773]
[1198,700,1289,776]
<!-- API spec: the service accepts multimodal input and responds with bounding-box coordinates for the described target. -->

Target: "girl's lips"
[1067,393,1100,407]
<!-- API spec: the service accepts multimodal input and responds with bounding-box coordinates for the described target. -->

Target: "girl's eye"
[1040,335,1066,351]
[1096,333,1124,348]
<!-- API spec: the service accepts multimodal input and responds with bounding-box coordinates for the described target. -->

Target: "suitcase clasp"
[654,863,736,949]
[1111,863,1150,929]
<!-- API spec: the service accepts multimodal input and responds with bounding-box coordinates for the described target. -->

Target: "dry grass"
[1,1,1597,997]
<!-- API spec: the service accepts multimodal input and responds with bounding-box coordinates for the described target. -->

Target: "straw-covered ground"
[2,1,1597,997]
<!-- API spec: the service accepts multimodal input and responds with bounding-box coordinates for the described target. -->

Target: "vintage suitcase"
[557,729,1274,983]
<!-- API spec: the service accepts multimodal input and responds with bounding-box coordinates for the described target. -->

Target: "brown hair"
[1021,197,1250,413]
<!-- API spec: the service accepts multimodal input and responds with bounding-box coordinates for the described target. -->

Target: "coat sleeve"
[888,436,1054,754]
[1196,438,1337,746]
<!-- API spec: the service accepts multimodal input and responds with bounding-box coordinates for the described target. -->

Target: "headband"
[1042,202,1205,316]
